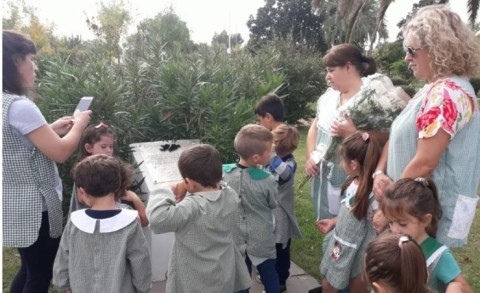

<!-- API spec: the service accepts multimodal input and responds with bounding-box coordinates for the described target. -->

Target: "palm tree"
[312,0,385,46]
[467,0,479,27]
[311,0,479,48]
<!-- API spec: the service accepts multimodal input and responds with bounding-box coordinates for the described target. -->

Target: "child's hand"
[316,217,337,234]
[121,191,149,227]
[171,181,187,203]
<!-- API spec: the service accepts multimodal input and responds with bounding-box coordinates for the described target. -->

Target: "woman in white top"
[305,44,405,225]
[3,30,91,293]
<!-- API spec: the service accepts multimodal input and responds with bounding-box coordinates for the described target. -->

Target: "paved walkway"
[151,261,321,293]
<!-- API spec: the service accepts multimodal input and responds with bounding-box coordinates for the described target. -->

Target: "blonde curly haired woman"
[373,5,480,248]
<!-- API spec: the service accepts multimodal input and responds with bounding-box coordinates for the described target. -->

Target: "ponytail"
[415,178,443,237]
[364,233,430,293]
[339,132,381,220]
[362,56,377,77]
[398,236,430,293]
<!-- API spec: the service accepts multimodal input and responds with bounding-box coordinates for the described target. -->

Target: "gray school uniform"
[53,209,151,293]
[320,182,376,289]
[146,185,251,293]
[223,164,278,265]
[267,154,302,244]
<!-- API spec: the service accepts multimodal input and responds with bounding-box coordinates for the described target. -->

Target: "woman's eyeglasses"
[404,46,426,58]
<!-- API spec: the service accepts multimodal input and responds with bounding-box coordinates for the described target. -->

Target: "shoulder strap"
[426,245,448,268]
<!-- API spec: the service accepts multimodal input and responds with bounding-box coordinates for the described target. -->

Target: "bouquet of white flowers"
[298,74,408,190]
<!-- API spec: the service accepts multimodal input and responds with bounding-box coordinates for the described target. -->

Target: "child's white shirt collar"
[71,209,138,234]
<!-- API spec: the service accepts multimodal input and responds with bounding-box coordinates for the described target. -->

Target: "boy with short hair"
[256,94,302,292]
[53,154,151,293]
[146,144,251,293]
[254,93,285,130]
[223,124,280,293]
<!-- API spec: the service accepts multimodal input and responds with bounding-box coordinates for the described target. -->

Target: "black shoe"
[308,286,322,293]
[280,284,287,292]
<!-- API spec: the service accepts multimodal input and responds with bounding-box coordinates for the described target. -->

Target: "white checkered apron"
[3,93,63,247]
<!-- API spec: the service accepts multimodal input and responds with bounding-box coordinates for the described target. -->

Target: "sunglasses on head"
[404,46,426,58]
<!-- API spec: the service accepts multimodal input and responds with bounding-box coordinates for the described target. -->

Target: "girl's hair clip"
[362,132,369,141]
[414,177,428,186]
[398,235,410,247]
[95,122,109,129]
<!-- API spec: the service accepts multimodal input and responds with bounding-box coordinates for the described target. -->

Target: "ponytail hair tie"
[362,132,370,141]
[414,177,428,186]
[398,235,410,247]
[95,122,109,129]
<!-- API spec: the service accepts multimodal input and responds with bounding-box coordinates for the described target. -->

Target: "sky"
[7,0,471,44]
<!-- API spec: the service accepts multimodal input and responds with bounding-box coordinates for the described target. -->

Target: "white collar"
[71,209,138,234]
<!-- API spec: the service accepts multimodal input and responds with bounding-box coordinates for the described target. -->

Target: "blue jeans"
[237,254,279,293]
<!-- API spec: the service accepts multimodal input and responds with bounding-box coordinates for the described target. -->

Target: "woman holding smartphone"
[2,30,91,293]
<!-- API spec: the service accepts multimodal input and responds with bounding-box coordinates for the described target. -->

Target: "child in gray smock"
[255,94,302,292]
[318,132,381,292]
[146,144,251,293]
[265,124,302,291]
[53,155,151,293]
[223,124,280,293]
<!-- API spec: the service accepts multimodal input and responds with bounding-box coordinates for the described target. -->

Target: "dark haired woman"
[305,43,406,225]
[3,30,91,292]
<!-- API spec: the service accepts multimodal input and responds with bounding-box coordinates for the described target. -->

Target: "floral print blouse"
[416,79,477,139]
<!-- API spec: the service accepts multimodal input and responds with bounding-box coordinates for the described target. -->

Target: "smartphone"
[75,97,93,112]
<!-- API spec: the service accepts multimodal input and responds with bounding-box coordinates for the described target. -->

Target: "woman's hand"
[50,116,74,136]
[330,113,357,138]
[372,210,389,234]
[373,173,393,201]
[72,110,92,129]
[305,156,320,177]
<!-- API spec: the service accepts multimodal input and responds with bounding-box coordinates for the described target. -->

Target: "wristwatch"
[372,170,384,179]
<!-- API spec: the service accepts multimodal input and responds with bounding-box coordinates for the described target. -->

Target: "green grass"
[3,127,479,292]
[290,127,480,291]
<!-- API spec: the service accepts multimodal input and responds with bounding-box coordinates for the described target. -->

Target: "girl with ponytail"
[318,131,381,293]
[382,178,473,293]
[364,232,430,293]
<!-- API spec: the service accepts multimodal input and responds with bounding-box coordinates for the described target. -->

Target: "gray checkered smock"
[3,93,63,247]
[147,185,251,293]
[272,156,302,244]
[320,189,376,289]
[53,210,151,293]
[223,166,278,263]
